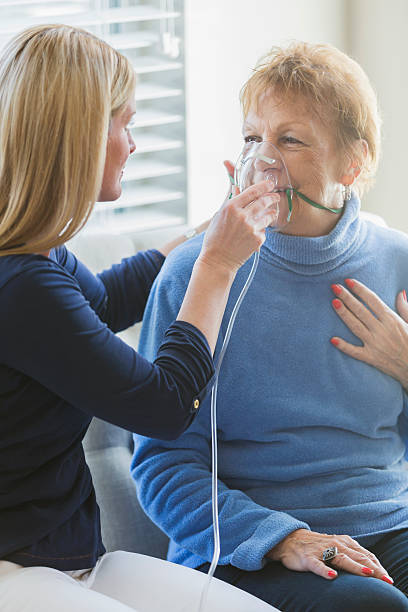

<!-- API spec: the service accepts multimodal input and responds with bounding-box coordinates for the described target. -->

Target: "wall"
[348,0,408,232]
[184,0,347,225]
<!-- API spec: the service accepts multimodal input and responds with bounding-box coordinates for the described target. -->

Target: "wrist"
[194,255,236,286]
[266,528,309,561]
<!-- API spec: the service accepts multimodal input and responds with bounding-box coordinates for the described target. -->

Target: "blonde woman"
[133,42,408,611]
[0,25,277,612]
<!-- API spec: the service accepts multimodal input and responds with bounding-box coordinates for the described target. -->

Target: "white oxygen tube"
[197,142,291,611]
[197,250,260,612]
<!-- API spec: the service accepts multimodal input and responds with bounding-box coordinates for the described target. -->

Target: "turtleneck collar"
[260,193,366,275]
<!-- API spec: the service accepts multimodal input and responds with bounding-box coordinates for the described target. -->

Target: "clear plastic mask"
[234,140,293,231]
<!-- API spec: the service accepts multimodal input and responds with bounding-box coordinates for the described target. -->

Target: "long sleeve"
[54,245,165,332]
[132,242,309,571]
[0,253,214,440]
[132,431,310,571]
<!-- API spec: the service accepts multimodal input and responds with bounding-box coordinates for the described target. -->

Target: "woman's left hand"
[330,279,408,389]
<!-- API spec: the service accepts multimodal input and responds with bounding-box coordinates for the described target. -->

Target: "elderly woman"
[0,24,277,612]
[132,42,408,611]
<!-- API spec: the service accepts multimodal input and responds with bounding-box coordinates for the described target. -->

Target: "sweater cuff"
[230,513,310,571]
[156,320,215,417]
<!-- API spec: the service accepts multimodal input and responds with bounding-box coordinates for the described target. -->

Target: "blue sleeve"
[132,244,309,570]
[0,258,214,440]
[54,245,165,332]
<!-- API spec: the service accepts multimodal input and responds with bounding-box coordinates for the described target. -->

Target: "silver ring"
[322,546,338,563]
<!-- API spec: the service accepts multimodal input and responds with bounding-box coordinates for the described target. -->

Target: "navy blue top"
[0,246,214,570]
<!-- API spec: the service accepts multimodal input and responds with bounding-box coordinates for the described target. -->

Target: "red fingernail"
[331,284,342,296]
[381,575,394,585]
[362,567,374,575]
[403,290,407,302]
[328,570,337,578]
[345,278,355,289]
[332,299,342,310]
[331,338,339,346]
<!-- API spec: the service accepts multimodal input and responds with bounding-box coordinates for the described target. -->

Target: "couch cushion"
[84,419,169,559]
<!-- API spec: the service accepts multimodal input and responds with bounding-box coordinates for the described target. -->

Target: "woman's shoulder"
[0,248,78,297]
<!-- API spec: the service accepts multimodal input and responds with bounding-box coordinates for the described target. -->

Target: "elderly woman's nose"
[254,156,280,173]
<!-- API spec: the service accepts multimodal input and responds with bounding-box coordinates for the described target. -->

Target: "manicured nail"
[381,575,394,585]
[331,284,342,296]
[362,567,374,575]
[328,570,337,578]
[332,299,342,310]
[403,290,407,302]
[331,338,339,346]
[345,278,355,289]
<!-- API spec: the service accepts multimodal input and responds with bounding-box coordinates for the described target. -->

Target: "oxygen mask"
[234,140,293,231]
[234,140,345,224]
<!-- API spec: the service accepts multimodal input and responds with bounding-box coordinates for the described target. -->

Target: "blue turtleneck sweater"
[132,196,408,571]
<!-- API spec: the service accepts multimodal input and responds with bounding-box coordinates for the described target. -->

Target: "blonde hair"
[240,42,381,195]
[0,24,136,255]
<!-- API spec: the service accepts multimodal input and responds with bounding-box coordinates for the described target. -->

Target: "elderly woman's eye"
[244,135,261,143]
[282,136,303,145]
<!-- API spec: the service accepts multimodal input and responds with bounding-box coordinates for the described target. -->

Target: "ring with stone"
[322,546,338,563]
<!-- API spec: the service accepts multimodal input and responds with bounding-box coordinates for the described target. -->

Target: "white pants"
[0,551,277,612]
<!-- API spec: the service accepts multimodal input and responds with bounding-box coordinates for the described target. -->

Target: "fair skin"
[330,280,408,390]
[246,90,394,584]
[98,101,137,203]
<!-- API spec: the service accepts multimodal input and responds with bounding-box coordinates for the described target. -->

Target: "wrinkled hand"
[267,528,393,583]
[199,167,279,275]
[330,279,408,390]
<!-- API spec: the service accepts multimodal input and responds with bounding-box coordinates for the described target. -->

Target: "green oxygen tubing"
[285,187,343,218]
[228,173,344,218]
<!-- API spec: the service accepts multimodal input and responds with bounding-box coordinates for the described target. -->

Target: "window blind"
[0,0,187,236]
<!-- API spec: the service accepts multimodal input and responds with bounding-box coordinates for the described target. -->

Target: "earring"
[343,184,352,201]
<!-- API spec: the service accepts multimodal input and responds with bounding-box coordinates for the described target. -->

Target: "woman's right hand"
[267,528,394,584]
[198,180,279,276]
[176,165,278,354]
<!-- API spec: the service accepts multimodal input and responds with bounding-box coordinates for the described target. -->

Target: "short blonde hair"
[240,42,381,195]
[0,24,136,255]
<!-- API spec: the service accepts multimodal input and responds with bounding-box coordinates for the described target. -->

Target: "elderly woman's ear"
[340,139,368,187]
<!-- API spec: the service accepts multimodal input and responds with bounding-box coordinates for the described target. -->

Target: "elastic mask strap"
[291,188,344,214]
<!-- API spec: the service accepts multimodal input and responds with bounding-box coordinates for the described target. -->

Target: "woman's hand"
[267,528,394,583]
[199,178,279,276]
[177,167,278,353]
[330,279,408,389]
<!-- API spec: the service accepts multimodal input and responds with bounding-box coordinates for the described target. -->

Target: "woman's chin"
[97,184,122,203]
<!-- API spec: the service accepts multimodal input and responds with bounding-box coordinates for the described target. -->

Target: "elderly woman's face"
[243,91,345,211]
